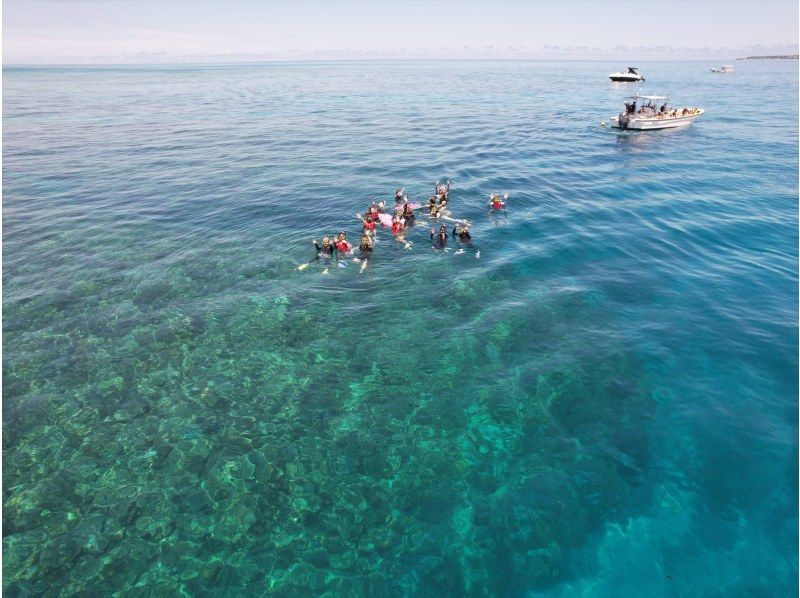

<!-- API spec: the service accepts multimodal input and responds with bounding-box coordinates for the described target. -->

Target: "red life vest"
[336,240,351,252]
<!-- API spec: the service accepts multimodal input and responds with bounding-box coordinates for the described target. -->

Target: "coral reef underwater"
[3,236,654,596]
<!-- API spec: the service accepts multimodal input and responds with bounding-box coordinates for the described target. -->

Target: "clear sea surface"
[3,60,797,596]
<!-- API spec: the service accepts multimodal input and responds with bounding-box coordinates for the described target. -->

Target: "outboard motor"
[618,112,630,130]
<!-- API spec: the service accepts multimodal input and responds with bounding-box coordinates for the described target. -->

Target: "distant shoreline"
[6,57,799,68]
[736,55,798,60]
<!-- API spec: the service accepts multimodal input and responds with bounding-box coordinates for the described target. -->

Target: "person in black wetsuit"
[452,224,479,257]
[431,225,448,249]
[402,202,415,223]
[309,237,336,270]
[355,234,373,272]
[359,234,373,254]
[435,179,450,200]
[313,237,335,257]
[453,225,471,242]
[428,195,439,215]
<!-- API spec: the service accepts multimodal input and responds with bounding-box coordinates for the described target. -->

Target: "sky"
[3,0,798,64]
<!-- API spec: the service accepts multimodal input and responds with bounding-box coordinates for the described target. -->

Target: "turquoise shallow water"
[3,60,797,596]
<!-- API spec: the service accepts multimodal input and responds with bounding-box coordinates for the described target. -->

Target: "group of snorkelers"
[307,231,373,274]
[301,180,507,273]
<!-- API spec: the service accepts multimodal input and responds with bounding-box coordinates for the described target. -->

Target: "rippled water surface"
[3,60,797,596]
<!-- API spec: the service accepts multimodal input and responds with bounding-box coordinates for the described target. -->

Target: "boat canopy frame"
[623,93,674,118]
[630,94,668,102]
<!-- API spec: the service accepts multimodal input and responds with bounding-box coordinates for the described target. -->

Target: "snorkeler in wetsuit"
[402,201,415,222]
[431,225,448,249]
[306,237,337,271]
[452,224,480,258]
[435,179,450,201]
[359,233,373,254]
[453,225,471,242]
[356,234,373,272]
[313,237,335,258]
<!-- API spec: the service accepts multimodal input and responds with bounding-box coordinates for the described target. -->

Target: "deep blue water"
[3,60,797,596]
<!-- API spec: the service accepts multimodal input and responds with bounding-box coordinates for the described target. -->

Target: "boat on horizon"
[609,67,645,82]
[710,65,735,73]
[609,94,704,130]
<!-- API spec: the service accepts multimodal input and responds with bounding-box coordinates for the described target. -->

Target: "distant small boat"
[710,65,735,73]
[609,67,644,82]
[610,94,704,131]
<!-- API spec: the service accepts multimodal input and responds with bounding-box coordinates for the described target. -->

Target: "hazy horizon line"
[5,43,797,67]
[6,55,800,68]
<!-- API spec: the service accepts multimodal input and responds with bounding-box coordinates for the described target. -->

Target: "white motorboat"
[710,65,735,73]
[609,67,644,82]
[609,94,704,130]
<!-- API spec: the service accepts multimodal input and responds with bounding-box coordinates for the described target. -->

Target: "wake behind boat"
[610,94,704,130]
[609,67,644,82]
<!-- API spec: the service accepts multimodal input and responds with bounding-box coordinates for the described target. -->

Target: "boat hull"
[609,109,704,130]
[609,76,644,82]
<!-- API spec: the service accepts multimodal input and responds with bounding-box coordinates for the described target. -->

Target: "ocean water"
[2,60,797,596]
